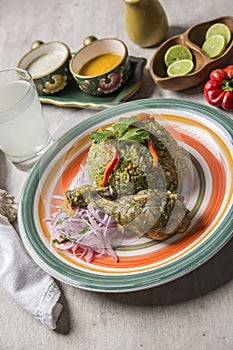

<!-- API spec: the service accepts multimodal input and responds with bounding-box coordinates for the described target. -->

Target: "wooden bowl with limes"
[150,16,233,91]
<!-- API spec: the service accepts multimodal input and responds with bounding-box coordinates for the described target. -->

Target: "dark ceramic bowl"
[150,16,233,91]
[69,37,131,96]
[18,41,73,95]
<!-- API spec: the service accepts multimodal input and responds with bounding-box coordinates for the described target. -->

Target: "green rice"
[87,117,187,197]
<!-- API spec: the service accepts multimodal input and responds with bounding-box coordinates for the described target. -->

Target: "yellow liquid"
[78,53,122,76]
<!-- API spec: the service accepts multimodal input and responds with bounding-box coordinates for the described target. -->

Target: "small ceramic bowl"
[18,41,73,95]
[69,37,132,96]
[150,16,233,91]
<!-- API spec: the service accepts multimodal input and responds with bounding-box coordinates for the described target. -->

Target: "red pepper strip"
[136,113,155,122]
[147,137,158,168]
[98,147,118,187]
[136,113,151,121]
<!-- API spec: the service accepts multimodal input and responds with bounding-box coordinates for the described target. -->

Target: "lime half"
[164,45,193,67]
[206,23,231,45]
[202,34,226,58]
[167,59,194,77]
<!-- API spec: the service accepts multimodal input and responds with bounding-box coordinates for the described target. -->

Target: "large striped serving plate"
[18,98,233,292]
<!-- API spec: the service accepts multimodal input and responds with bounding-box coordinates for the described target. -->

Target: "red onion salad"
[44,165,123,263]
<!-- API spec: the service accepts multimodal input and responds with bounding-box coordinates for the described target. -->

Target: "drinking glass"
[0,68,52,164]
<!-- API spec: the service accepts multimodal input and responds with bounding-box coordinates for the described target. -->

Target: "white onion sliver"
[52,195,65,201]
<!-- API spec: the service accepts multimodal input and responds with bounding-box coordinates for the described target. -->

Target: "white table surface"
[0,1,232,349]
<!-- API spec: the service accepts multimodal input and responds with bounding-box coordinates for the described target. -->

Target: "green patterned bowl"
[18,41,73,95]
[69,37,132,96]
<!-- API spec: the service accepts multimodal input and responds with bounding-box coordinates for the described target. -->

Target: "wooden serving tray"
[150,16,233,91]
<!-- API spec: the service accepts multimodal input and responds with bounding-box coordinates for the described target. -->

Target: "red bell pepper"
[204,65,233,111]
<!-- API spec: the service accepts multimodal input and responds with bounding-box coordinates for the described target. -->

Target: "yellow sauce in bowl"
[78,53,123,76]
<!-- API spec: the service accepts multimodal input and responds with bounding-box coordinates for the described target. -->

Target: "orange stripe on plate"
[38,114,232,273]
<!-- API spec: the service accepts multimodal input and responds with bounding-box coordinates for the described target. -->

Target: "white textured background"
[0,1,232,349]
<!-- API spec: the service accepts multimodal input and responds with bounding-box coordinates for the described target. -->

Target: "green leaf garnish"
[79,226,90,235]
[91,129,116,144]
[118,116,137,125]
[120,127,149,142]
[59,232,67,239]
[52,238,68,244]
[91,116,149,144]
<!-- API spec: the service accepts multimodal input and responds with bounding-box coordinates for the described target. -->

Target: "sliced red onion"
[45,203,122,263]
[44,163,122,263]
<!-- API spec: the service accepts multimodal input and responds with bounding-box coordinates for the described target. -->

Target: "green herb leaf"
[52,238,68,244]
[90,116,149,144]
[91,129,116,144]
[79,226,90,235]
[60,232,67,239]
[117,116,137,126]
[120,127,149,142]
[111,123,128,138]
[112,116,137,138]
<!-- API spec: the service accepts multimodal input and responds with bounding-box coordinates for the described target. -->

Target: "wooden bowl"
[150,16,233,91]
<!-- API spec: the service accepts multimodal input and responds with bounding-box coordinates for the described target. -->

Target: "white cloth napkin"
[0,190,63,329]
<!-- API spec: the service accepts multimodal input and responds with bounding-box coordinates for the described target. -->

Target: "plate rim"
[18,98,233,292]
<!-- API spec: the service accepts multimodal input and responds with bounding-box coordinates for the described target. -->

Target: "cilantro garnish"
[91,116,149,144]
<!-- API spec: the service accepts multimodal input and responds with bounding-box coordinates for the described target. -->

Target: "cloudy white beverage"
[0,68,51,163]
